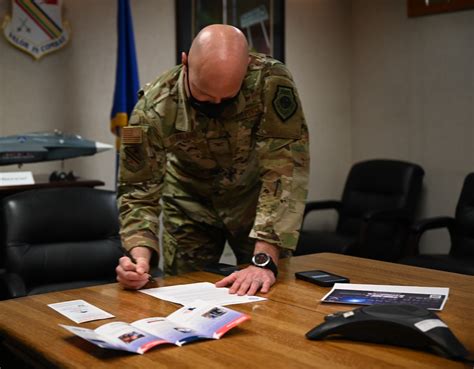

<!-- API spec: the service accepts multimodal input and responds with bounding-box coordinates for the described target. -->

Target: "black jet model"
[0,131,113,166]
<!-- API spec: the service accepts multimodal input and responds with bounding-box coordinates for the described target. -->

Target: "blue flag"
[111,0,139,148]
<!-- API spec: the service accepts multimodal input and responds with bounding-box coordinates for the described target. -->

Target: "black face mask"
[186,67,238,119]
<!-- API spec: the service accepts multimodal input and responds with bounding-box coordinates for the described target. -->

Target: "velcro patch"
[123,145,145,172]
[272,85,298,122]
[122,126,143,144]
[237,104,263,120]
[259,76,303,139]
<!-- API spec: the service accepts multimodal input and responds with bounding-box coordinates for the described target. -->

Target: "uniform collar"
[225,90,246,118]
[176,66,192,131]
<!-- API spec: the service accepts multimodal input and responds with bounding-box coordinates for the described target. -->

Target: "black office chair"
[399,173,474,275]
[295,159,425,261]
[0,187,124,298]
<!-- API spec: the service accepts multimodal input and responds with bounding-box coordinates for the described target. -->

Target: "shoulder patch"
[272,85,298,122]
[119,126,154,182]
[122,126,143,144]
[258,76,303,139]
[123,145,146,173]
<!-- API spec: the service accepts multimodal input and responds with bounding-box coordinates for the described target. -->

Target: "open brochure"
[60,303,250,354]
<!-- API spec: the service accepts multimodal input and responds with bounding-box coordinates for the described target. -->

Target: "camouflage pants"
[161,195,257,276]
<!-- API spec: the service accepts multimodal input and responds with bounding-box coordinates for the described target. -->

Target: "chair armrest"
[304,200,341,218]
[1,273,27,299]
[410,216,455,234]
[404,216,455,257]
[363,208,411,223]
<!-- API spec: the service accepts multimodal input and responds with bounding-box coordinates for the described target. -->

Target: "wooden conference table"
[0,253,472,369]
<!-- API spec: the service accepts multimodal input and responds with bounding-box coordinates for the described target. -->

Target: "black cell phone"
[295,270,350,287]
[203,263,239,276]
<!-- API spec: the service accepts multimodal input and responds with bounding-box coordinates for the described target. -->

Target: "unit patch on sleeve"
[272,85,298,122]
[123,145,145,173]
[259,76,303,139]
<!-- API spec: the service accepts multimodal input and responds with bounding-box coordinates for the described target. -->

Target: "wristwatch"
[251,253,278,277]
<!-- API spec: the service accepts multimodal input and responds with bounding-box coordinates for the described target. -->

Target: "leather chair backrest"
[452,173,474,258]
[337,159,424,236]
[1,187,123,294]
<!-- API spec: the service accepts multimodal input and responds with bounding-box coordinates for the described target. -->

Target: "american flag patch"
[122,126,142,144]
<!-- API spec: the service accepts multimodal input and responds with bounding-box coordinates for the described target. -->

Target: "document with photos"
[60,302,250,354]
[321,284,449,311]
[140,282,267,306]
[48,299,115,323]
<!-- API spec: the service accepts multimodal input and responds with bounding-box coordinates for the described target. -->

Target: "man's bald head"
[183,24,249,103]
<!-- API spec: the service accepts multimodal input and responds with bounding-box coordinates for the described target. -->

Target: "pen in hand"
[121,247,154,283]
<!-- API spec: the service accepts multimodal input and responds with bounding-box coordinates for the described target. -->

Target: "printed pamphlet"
[321,284,449,310]
[48,299,114,323]
[60,302,249,354]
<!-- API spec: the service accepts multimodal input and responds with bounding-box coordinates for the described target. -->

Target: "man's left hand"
[215,265,276,296]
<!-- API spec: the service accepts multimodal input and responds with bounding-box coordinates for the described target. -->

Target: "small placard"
[0,171,35,186]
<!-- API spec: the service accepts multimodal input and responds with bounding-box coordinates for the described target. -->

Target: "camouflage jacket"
[118,52,309,257]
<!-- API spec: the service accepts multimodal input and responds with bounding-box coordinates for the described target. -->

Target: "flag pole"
[110,0,140,188]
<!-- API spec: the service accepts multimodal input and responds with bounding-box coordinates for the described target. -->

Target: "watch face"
[253,253,270,266]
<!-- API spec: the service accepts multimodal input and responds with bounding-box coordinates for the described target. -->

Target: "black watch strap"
[251,253,278,277]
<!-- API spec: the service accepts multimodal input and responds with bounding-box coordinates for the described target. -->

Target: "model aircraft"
[0,130,113,166]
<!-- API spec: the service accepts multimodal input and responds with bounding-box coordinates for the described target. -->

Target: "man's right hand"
[116,247,152,289]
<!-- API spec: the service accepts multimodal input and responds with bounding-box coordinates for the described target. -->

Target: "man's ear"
[181,52,188,67]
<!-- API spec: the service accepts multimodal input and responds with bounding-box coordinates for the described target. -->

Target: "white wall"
[351,0,474,253]
[286,0,352,201]
[286,0,352,231]
[0,0,175,189]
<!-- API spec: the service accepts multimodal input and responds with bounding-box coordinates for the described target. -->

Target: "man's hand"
[116,246,152,289]
[215,265,276,295]
[215,240,280,295]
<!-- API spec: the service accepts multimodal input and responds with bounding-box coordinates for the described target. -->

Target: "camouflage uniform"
[118,52,309,276]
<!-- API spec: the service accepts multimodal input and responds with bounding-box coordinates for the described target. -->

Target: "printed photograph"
[118,331,145,344]
[174,327,193,333]
[202,307,227,319]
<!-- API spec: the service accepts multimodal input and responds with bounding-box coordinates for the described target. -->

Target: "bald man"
[116,24,309,296]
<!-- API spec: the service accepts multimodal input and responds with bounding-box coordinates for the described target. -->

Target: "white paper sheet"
[48,299,115,323]
[139,282,266,306]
